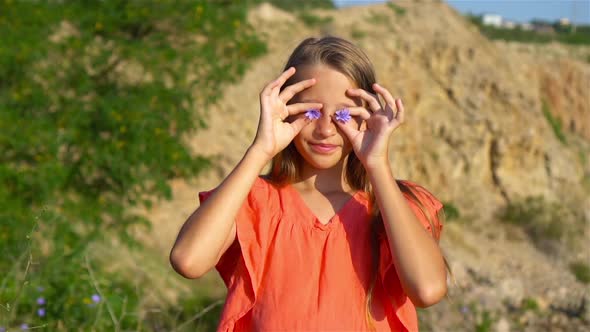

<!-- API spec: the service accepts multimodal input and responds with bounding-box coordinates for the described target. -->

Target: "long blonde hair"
[265,36,449,329]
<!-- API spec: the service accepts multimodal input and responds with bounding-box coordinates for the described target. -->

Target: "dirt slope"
[146,2,590,330]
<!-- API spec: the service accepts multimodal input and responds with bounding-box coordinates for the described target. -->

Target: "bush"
[542,100,567,144]
[569,261,590,284]
[386,2,406,16]
[498,196,581,254]
[442,202,460,221]
[0,0,265,330]
[298,12,333,28]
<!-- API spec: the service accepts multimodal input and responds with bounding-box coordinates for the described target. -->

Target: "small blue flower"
[20,323,29,330]
[36,286,44,292]
[305,109,321,120]
[37,308,46,317]
[334,109,351,123]
[91,294,101,303]
[36,297,45,305]
[461,305,469,314]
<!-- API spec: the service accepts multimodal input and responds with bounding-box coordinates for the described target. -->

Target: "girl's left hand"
[334,83,404,169]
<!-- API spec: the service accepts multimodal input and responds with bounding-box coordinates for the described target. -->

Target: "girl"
[170,36,447,331]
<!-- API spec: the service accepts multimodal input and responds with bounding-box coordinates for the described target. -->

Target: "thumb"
[288,117,311,136]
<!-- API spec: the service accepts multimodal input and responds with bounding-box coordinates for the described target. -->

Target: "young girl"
[170,36,447,331]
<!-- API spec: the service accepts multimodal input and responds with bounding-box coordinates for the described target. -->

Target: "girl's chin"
[301,155,347,170]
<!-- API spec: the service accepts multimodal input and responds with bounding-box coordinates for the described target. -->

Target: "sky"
[333,0,590,25]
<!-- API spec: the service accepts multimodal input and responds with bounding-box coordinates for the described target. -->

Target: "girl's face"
[290,64,363,170]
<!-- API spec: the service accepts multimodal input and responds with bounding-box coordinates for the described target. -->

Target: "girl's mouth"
[309,143,338,154]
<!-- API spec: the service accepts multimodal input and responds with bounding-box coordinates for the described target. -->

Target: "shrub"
[542,99,567,144]
[569,261,590,284]
[442,202,460,221]
[498,196,581,254]
[522,297,540,311]
[0,0,265,330]
[386,2,406,16]
[298,12,333,28]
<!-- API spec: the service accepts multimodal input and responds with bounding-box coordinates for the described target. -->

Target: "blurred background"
[1,0,589,331]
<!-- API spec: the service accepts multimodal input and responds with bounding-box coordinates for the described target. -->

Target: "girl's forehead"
[295,64,353,84]
[293,65,360,105]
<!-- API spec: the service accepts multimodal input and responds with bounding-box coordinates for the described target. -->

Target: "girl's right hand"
[251,67,322,160]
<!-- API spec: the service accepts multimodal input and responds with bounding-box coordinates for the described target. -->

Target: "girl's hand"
[251,67,323,161]
[335,83,405,169]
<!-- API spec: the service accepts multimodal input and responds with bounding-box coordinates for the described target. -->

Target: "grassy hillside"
[0,1,265,330]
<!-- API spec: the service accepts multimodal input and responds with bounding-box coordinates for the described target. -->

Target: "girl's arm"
[169,147,268,279]
[368,164,447,308]
[337,84,446,307]
[170,67,321,279]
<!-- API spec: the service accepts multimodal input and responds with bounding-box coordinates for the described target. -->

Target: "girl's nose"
[314,112,336,137]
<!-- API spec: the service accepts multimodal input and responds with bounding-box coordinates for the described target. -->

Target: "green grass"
[386,2,406,16]
[498,196,583,254]
[298,12,333,28]
[351,28,367,40]
[367,11,390,26]
[442,202,460,221]
[0,0,265,330]
[569,261,590,284]
[542,99,567,144]
[475,310,494,332]
[522,297,540,311]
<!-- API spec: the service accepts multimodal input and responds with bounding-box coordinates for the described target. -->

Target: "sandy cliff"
[149,2,590,330]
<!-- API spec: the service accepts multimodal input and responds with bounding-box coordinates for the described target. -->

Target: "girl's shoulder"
[396,179,443,210]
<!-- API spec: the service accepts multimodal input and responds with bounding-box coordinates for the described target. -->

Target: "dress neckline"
[284,184,361,230]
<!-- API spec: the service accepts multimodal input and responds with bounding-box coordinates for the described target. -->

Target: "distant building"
[502,20,516,29]
[534,25,556,34]
[482,14,502,27]
[559,17,571,26]
[520,23,533,31]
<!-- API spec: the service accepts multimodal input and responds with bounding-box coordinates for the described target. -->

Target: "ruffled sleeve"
[377,181,444,331]
[197,177,275,332]
[404,181,444,241]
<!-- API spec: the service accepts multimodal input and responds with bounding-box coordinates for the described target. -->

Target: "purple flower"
[20,323,29,330]
[305,109,321,120]
[335,109,351,123]
[36,286,44,292]
[37,308,46,317]
[91,294,101,303]
[0,326,6,332]
[461,305,469,314]
[36,297,45,305]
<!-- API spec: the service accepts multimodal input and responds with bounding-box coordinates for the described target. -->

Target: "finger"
[271,67,297,99]
[373,83,395,109]
[260,78,281,99]
[346,88,381,112]
[373,83,398,120]
[395,98,405,123]
[280,78,316,103]
[333,117,360,141]
[276,67,296,87]
[286,103,323,116]
[344,106,371,121]
[288,116,311,134]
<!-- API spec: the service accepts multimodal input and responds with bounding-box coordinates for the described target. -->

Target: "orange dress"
[198,177,443,332]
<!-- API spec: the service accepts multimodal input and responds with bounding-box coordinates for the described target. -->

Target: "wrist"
[246,145,274,165]
[363,156,390,173]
